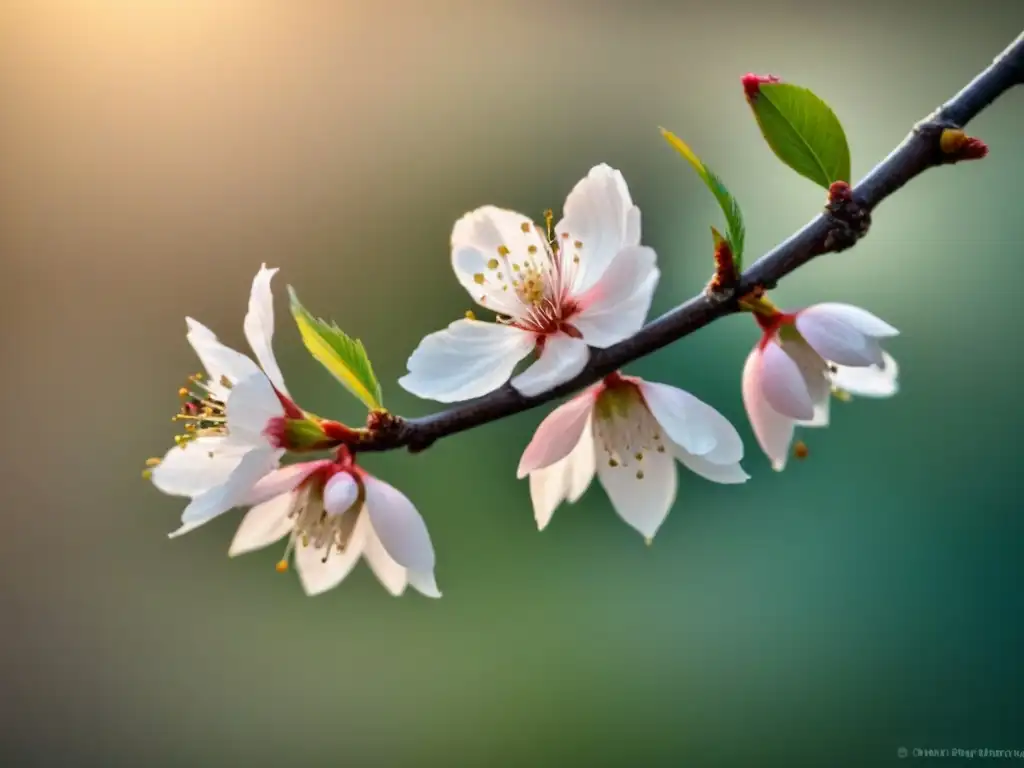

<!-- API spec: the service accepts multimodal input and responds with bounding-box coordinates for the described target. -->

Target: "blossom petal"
[185,318,261,399]
[674,447,750,484]
[742,346,796,471]
[228,493,295,556]
[759,341,815,420]
[294,520,367,597]
[399,319,535,403]
[451,205,547,317]
[150,437,247,498]
[224,373,285,446]
[831,351,899,398]
[781,338,832,428]
[638,380,743,462]
[510,333,589,397]
[556,164,640,294]
[795,310,884,367]
[801,303,899,338]
[528,416,597,531]
[362,475,435,573]
[171,447,282,536]
[517,390,597,477]
[597,447,677,540]
[572,246,659,347]
[361,519,409,597]
[245,460,329,507]
[407,569,443,599]
[323,471,360,516]
[243,264,289,396]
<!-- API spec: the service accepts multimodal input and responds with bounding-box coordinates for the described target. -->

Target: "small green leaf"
[288,286,383,411]
[660,128,746,269]
[748,83,851,189]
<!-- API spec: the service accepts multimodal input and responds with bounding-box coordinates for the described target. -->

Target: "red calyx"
[959,138,989,160]
[321,420,362,444]
[828,181,853,203]
[264,416,289,449]
[741,73,781,100]
[274,389,304,419]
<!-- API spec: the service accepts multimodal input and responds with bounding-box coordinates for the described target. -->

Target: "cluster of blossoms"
[146,165,898,598]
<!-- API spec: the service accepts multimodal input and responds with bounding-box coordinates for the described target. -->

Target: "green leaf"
[748,83,851,189]
[660,128,746,269]
[288,286,383,411]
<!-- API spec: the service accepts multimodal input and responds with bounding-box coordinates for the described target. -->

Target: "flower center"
[474,210,586,334]
[593,377,666,480]
[174,373,230,442]
[276,468,365,571]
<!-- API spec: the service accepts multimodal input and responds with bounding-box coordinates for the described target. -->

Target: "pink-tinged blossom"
[742,302,900,471]
[517,373,749,541]
[399,164,660,403]
[228,450,441,598]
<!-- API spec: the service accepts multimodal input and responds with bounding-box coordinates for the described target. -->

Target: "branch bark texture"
[360,31,1024,454]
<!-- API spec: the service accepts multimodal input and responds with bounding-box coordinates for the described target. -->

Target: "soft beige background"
[2,1,1023,766]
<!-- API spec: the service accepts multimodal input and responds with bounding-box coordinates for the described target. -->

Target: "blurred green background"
[2,1,1023,765]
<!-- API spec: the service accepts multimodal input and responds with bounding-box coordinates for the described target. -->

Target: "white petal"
[171,447,282,536]
[795,310,884,367]
[638,380,743,462]
[399,319,535,403]
[742,345,796,472]
[451,205,547,317]
[759,341,815,420]
[245,460,328,506]
[224,372,285,446]
[596,445,677,539]
[294,519,367,597]
[150,437,247,498]
[781,337,832,427]
[517,390,597,477]
[528,415,597,531]
[362,475,435,573]
[243,264,289,396]
[406,569,442,599]
[510,333,589,397]
[185,317,261,397]
[801,303,899,338]
[323,471,359,516]
[674,447,750,484]
[571,246,659,347]
[361,520,409,597]
[228,493,296,556]
[556,164,641,293]
[831,352,899,398]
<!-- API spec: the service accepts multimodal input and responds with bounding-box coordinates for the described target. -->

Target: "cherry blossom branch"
[359,31,1024,454]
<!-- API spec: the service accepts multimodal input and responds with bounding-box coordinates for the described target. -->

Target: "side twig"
[358,31,1024,454]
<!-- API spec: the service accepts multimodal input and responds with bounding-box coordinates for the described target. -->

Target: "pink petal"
[245,460,331,507]
[742,346,796,471]
[517,390,597,478]
[510,333,589,397]
[759,341,815,420]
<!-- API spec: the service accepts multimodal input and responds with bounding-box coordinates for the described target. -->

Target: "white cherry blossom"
[743,302,899,471]
[518,372,749,541]
[399,164,660,403]
[228,452,441,598]
[147,265,300,536]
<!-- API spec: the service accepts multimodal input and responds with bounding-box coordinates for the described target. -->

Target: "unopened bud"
[741,73,781,100]
[939,128,988,162]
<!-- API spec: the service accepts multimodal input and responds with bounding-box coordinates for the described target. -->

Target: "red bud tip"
[741,73,780,100]
[710,239,738,292]
[794,441,809,460]
[939,128,989,162]
[828,181,853,203]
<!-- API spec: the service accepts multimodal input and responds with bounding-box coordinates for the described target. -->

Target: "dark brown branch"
[358,31,1024,454]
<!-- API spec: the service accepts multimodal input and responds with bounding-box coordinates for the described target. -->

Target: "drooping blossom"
[517,372,749,541]
[146,265,350,537]
[399,164,660,403]
[228,448,441,598]
[742,302,899,471]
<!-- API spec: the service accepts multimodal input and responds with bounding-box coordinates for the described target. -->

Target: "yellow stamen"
[275,560,289,573]
[145,457,162,467]
[465,310,476,320]
[141,469,152,480]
